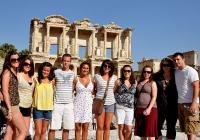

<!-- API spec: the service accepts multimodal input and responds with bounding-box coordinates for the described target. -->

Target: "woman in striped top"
[94,59,117,140]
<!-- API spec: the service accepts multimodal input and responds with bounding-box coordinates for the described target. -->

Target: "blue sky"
[0,0,199,70]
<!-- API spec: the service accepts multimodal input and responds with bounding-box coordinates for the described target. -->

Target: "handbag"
[92,79,109,116]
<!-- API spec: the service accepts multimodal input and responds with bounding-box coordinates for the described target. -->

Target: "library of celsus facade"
[29,15,133,76]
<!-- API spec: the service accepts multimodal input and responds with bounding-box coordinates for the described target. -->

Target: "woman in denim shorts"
[94,59,117,140]
[32,62,54,140]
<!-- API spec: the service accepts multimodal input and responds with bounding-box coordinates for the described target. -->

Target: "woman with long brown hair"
[0,50,27,140]
[73,61,94,140]
[134,65,158,140]
[114,65,137,140]
[153,58,177,140]
[94,59,117,140]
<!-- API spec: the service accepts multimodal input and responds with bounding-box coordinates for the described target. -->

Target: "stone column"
[91,65,95,77]
[74,65,77,76]
[45,25,50,55]
[74,27,78,57]
[62,27,66,55]
[91,30,95,58]
[31,20,38,53]
[104,30,107,58]
[117,66,121,78]
[117,33,121,59]
[128,31,132,59]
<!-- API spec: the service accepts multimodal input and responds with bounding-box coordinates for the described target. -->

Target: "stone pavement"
[53,124,200,140]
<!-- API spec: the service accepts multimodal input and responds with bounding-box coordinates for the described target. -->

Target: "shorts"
[178,103,200,135]
[33,108,52,121]
[19,107,31,117]
[116,104,134,125]
[50,103,74,130]
[103,104,115,113]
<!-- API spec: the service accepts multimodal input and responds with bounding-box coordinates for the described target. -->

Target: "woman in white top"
[18,55,35,139]
[73,61,94,140]
[94,59,117,140]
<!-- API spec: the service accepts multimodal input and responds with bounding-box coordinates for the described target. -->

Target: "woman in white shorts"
[114,65,137,140]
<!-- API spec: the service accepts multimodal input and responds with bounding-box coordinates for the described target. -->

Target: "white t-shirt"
[54,69,75,104]
[175,65,199,103]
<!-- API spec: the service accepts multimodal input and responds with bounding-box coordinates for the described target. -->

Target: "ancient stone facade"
[138,58,161,73]
[29,15,133,76]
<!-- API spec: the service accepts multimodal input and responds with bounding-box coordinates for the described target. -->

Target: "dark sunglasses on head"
[123,70,131,73]
[162,64,171,67]
[103,64,111,68]
[23,62,31,67]
[143,71,152,74]
[10,58,19,63]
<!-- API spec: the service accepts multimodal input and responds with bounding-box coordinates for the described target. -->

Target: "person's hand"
[6,110,12,121]
[189,102,198,114]
[143,108,151,116]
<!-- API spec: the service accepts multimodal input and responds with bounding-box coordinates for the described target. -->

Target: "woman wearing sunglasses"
[134,65,158,140]
[0,50,27,140]
[17,55,35,139]
[94,59,117,140]
[114,65,137,140]
[153,58,177,140]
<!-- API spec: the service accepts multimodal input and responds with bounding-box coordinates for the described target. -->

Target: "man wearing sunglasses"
[173,52,199,140]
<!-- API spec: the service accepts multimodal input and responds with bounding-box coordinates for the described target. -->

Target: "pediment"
[45,15,68,24]
[73,18,93,27]
[104,22,122,30]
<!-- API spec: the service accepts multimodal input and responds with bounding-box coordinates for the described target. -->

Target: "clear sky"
[0,0,199,70]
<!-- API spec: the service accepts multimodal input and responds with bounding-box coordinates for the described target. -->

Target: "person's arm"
[72,77,78,96]
[190,80,199,113]
[93,77,97,97]
[113,79,120,95]
[2,70,12,120]
[144,81,157,116]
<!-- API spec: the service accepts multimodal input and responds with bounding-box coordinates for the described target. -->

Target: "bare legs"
[75,123,89,140]
[4,111,27,140]
[33,120,49,140]
[96,112,114,140]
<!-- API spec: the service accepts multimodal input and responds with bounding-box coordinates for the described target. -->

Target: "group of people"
[0,50,199,140]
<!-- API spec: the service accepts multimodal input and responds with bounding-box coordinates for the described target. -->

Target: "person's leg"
[3,121,14,140]
[23,116,31,136]
[48,130,55,140]
[48,103,63,140]
[104,112,114,140]
[62,129,69,140]
[40,120,49,140]
[118,124,125,140]
[124,125,133,140]
[63,103,75,140]
[82,123,89,140]
[166,105,177,140]
[116,105,125,140]
[33,120,42,140]
[11,110,27,140]
[148,137,155,140]
[157,108,166,140]
[75,123,81,140]
[96,112,105,140]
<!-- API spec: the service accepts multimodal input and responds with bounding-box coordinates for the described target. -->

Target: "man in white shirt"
[48,54,75,140]
[173,52,199,140]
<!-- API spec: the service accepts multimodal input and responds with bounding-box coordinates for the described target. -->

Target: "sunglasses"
[162,64,171,67]
[143,71,152,74]
[103,64,111,68]
[123,70,131,73]
[23,62,31,67]
[10,58,19,63]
